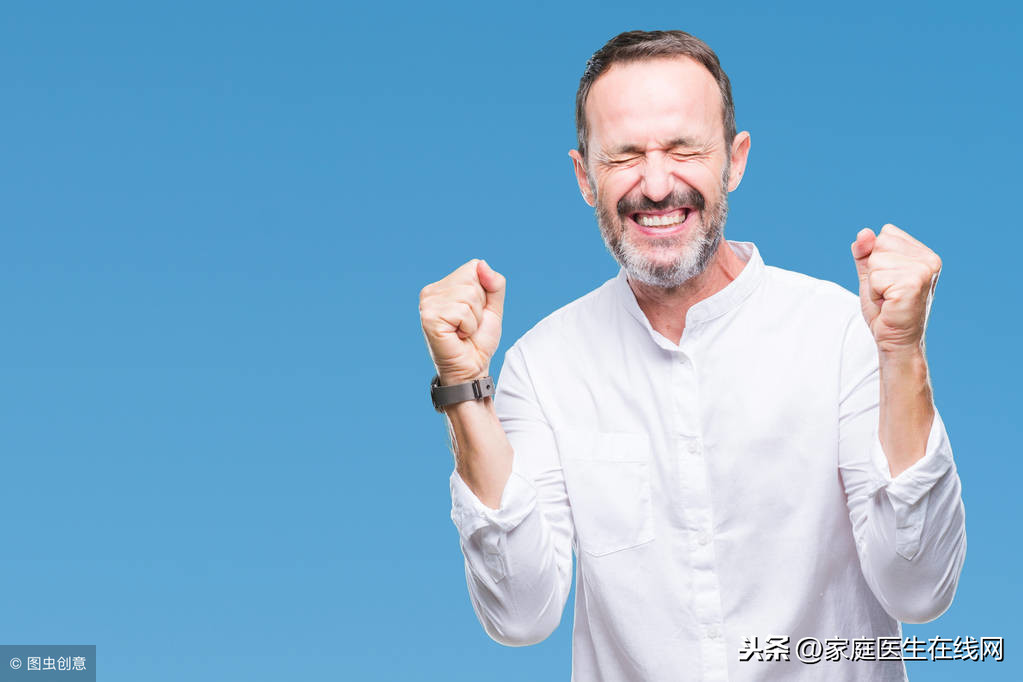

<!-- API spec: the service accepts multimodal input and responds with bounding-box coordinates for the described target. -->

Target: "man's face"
[571,57,747,289]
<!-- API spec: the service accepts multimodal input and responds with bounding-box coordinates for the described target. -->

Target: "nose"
[639,153,672,203]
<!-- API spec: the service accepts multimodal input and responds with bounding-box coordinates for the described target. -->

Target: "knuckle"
[462,284,483,307]
[418,300,433,320]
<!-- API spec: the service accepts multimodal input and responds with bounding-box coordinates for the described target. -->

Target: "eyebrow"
[605,136,704,157]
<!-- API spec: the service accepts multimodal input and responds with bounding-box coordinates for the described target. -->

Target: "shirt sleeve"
[448,343,575,646]
[837,312,967,624]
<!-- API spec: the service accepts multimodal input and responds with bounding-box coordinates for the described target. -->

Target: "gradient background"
[1,1,1019,680]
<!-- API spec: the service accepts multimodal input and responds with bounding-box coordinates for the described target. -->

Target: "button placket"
[672,347,728,681]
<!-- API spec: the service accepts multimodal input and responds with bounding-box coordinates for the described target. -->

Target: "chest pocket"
[555,430,655,557]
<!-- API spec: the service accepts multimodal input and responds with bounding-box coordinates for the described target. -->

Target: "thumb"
[477,260,506,318]
[851,228,880,318]
[851,227,875,281]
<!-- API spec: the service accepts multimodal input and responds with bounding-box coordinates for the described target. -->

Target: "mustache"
[617,187,706,217]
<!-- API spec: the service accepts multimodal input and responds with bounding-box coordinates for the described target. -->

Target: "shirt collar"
[614,240,765,350]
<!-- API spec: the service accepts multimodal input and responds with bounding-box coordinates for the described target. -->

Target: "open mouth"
[627,207,693,235]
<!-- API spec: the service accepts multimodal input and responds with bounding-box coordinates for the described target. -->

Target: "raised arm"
[851,223,944,476]
[420,261,574,645]
[420,258,512,507]
[839,224,966,623]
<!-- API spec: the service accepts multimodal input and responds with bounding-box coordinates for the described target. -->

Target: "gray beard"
[595,172,730,290]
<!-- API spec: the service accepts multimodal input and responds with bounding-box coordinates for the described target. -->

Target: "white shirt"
[448,241,966,681]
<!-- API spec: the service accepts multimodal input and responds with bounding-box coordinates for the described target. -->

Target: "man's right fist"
[419,259,506,386]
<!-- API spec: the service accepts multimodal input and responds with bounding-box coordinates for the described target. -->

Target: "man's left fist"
[851,224,942,355]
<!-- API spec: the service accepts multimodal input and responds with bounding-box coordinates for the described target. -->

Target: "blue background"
[1,1,1019,680]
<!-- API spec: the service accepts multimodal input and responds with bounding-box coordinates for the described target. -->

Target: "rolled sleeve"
[445,343,575,645]
[867,410,954,560]
[450,469,538,538]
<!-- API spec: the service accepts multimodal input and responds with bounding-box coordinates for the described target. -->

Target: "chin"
[630,244,696,269]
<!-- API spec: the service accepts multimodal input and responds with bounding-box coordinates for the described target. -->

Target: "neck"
[627,241,747,345]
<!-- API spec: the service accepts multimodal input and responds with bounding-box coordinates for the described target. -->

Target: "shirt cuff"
[869,409,953,504]
[449,469,538,546]
[869,410,954,560]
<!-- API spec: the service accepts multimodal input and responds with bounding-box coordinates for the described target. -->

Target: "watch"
[430,375,495,412]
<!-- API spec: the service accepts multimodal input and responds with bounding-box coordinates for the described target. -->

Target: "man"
[419,30,966,681]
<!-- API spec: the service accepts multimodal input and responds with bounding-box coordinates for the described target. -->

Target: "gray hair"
[575,30,737,163]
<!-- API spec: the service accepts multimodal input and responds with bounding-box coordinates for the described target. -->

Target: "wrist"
[877,344,927,371]
[438,368,490,386]
[431,373,495,413]
[877,346,932,408]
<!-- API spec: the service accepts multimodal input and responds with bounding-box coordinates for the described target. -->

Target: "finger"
[868,267,929,307]
[465,279,487,314]
[437,302,479,340]
[477,260,506,318]
[851,227,875,281]
[865,252,940,298]
[458,283,485,325]
[868,268,924,308]
[874,227,943,280]
[851,228,875,270]
[448,258,483,286]
[850,228,879,321]
[868,270,896,301]
[863,250,921,272]
[874,227,929,261]
[878,223,925,249]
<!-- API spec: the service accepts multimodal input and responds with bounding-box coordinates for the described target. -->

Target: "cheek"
[673,164,720,197]
[597,168,640,203]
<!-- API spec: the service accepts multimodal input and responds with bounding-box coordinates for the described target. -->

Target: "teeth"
[636,211,687,227]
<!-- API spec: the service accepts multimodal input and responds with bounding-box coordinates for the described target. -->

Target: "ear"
[726,131,751,192]
[568,149,596,207]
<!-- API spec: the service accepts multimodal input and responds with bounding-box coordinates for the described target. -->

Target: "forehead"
[585,57,723,152]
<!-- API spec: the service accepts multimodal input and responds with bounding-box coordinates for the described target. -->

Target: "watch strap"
[431,375,495,412]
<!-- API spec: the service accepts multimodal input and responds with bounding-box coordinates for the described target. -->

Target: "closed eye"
[600,156,642,169]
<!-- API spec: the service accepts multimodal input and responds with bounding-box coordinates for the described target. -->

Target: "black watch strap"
[430,375,495,412]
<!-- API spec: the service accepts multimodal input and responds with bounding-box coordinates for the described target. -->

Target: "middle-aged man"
[419,30,966,681]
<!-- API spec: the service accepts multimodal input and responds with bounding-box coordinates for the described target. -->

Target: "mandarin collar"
[614,240,765,350]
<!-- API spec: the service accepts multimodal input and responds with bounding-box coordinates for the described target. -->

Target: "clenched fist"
[419,259,506,386]
[852,224,942,355]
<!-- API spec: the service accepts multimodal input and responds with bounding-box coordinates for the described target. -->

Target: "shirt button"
[688,441,701,455]
[707,625,720,639]
[698,531,710,546]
